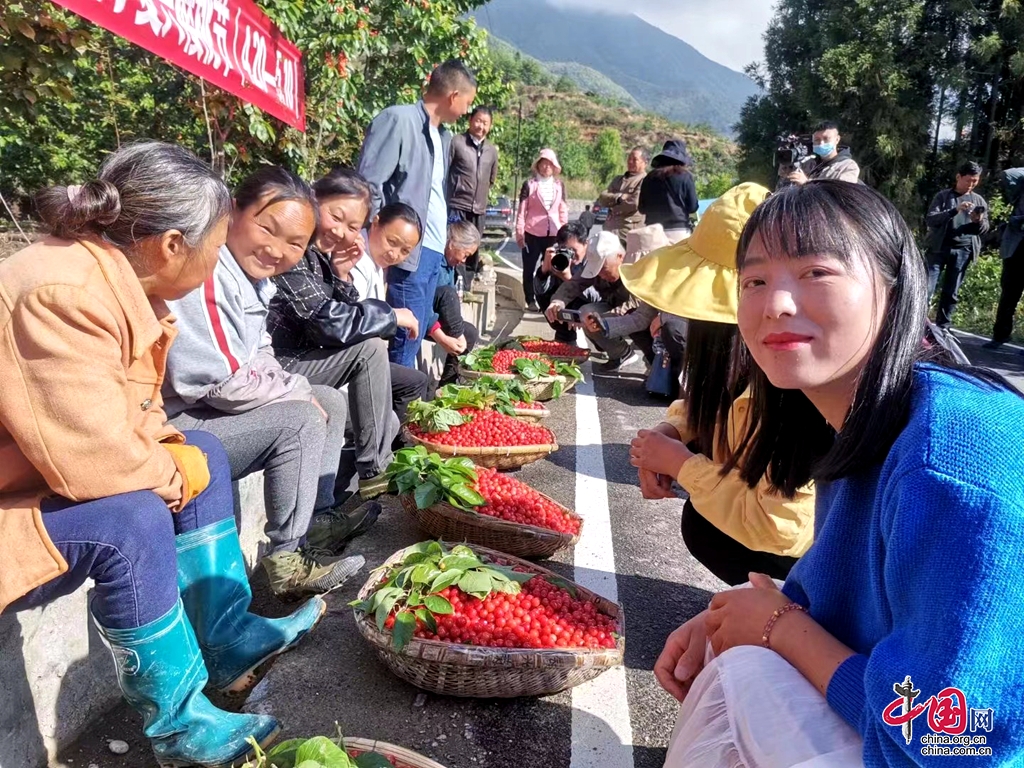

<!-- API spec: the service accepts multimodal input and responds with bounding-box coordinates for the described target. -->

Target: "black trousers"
[926,248,972,329]
[523,233,556,304]
[390,362,430,425]
[660,313,688,397]
[433,284,479,386]
[451,208,484,273]
[681,500,799,586]
[993,248,1024,342]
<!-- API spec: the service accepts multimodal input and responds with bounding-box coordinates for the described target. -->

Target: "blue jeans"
[386,246,443,367]
[3,431,232,629]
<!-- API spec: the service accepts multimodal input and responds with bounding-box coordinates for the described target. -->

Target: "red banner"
[53,0,305,131]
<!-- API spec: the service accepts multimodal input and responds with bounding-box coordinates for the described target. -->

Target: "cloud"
[546,0,774,73]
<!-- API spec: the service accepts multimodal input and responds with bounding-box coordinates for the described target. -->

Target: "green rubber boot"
[95,600,279,768]
[175,518,327,694]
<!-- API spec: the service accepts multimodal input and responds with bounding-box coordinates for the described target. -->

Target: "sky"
[547,0,775,74]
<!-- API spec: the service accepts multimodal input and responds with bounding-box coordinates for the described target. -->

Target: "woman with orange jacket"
[0,142,320,767]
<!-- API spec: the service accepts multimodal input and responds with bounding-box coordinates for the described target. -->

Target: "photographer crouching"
[534,221,592,344]
[778,120,861,187]
[545,231,654,372]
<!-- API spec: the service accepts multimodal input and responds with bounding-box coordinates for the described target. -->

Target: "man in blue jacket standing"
[357,60,477,368]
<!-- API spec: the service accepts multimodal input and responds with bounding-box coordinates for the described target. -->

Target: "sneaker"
[595,348,642,373]
[358,472,390,500]
[262,550,365,599]
[981,339,1007,351]
[305,501,382,554]
[526,300,540,312]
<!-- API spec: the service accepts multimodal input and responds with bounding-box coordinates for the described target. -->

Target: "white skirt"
[663,645,864,768]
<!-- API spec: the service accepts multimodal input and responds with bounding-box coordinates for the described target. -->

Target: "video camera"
[774,134,813,169]
[551,246,576,273]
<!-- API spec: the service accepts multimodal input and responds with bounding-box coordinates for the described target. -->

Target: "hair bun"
[35,179,121,240]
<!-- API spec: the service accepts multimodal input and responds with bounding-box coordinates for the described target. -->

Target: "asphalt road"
[55,302,1022,768]
[58,309,723,768]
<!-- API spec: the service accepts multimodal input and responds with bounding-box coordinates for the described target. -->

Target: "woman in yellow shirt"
[623,183,815,584]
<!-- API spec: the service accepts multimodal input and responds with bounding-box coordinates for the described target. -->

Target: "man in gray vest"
[447,106,499,274]
[357,60,477,368]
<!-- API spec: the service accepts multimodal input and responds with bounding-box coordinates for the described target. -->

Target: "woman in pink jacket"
[516,148,569,310]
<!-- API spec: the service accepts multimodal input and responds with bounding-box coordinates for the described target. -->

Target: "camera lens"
[551,251,571,271]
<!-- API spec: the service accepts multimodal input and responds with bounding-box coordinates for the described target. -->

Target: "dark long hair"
[681,320,748,458]
[725,180,1017,497]
[235,166,318,227]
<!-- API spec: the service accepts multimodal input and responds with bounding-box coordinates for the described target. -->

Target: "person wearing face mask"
[447,105,498,274]
[785,120,861,185]
[163,167,367,600]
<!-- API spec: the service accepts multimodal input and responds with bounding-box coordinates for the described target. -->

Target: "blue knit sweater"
[783,365,1024,766]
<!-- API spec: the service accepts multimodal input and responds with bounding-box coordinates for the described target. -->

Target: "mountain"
[543,62,641,109]
[488,36,640,108]
[472,0,761,136]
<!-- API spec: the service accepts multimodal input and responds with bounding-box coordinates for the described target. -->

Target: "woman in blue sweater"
[659,180,1024,767]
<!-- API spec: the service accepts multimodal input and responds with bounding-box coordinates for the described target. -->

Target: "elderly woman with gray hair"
[0,142,321,765]
[428,220,482,385]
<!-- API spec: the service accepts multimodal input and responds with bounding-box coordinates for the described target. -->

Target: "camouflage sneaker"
[305,501,382,555]
[358,472,391,500]
[261,550,365,599]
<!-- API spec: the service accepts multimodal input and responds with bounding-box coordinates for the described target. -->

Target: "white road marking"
[489,235,517,269]
[571,350,636,768]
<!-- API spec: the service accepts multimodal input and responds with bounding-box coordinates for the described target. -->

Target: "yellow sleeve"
[672,387,815,558]
[676,455,815,557]
[664,399,695,445]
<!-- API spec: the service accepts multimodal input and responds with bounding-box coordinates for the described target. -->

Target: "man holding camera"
[534,221,592,344]
[925,161,990,331]
[545,231,651,372]
[785,121,861,185]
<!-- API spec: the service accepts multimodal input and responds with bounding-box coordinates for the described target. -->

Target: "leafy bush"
[954,252,1023,342]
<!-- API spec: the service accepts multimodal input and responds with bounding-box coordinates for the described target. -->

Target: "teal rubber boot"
[95,600,279,768]
[175,517,327,694]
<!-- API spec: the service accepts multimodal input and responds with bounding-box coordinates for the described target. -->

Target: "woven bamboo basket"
[343,738,447,768]
[398,492,581,559]
[458,367,575,402]
[353,544,624,698]
[512,405,550,423]
[403,429,557,470]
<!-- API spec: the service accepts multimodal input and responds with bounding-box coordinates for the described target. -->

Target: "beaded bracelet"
[761,602,808,649]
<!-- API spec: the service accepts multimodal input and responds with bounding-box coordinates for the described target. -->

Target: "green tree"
[591,128,624,186]
[0,0,510,197]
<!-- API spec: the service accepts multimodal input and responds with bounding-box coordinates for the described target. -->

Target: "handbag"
[646,335,675,398]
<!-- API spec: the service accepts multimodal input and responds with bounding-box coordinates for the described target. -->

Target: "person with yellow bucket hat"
[622,183,815,585]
